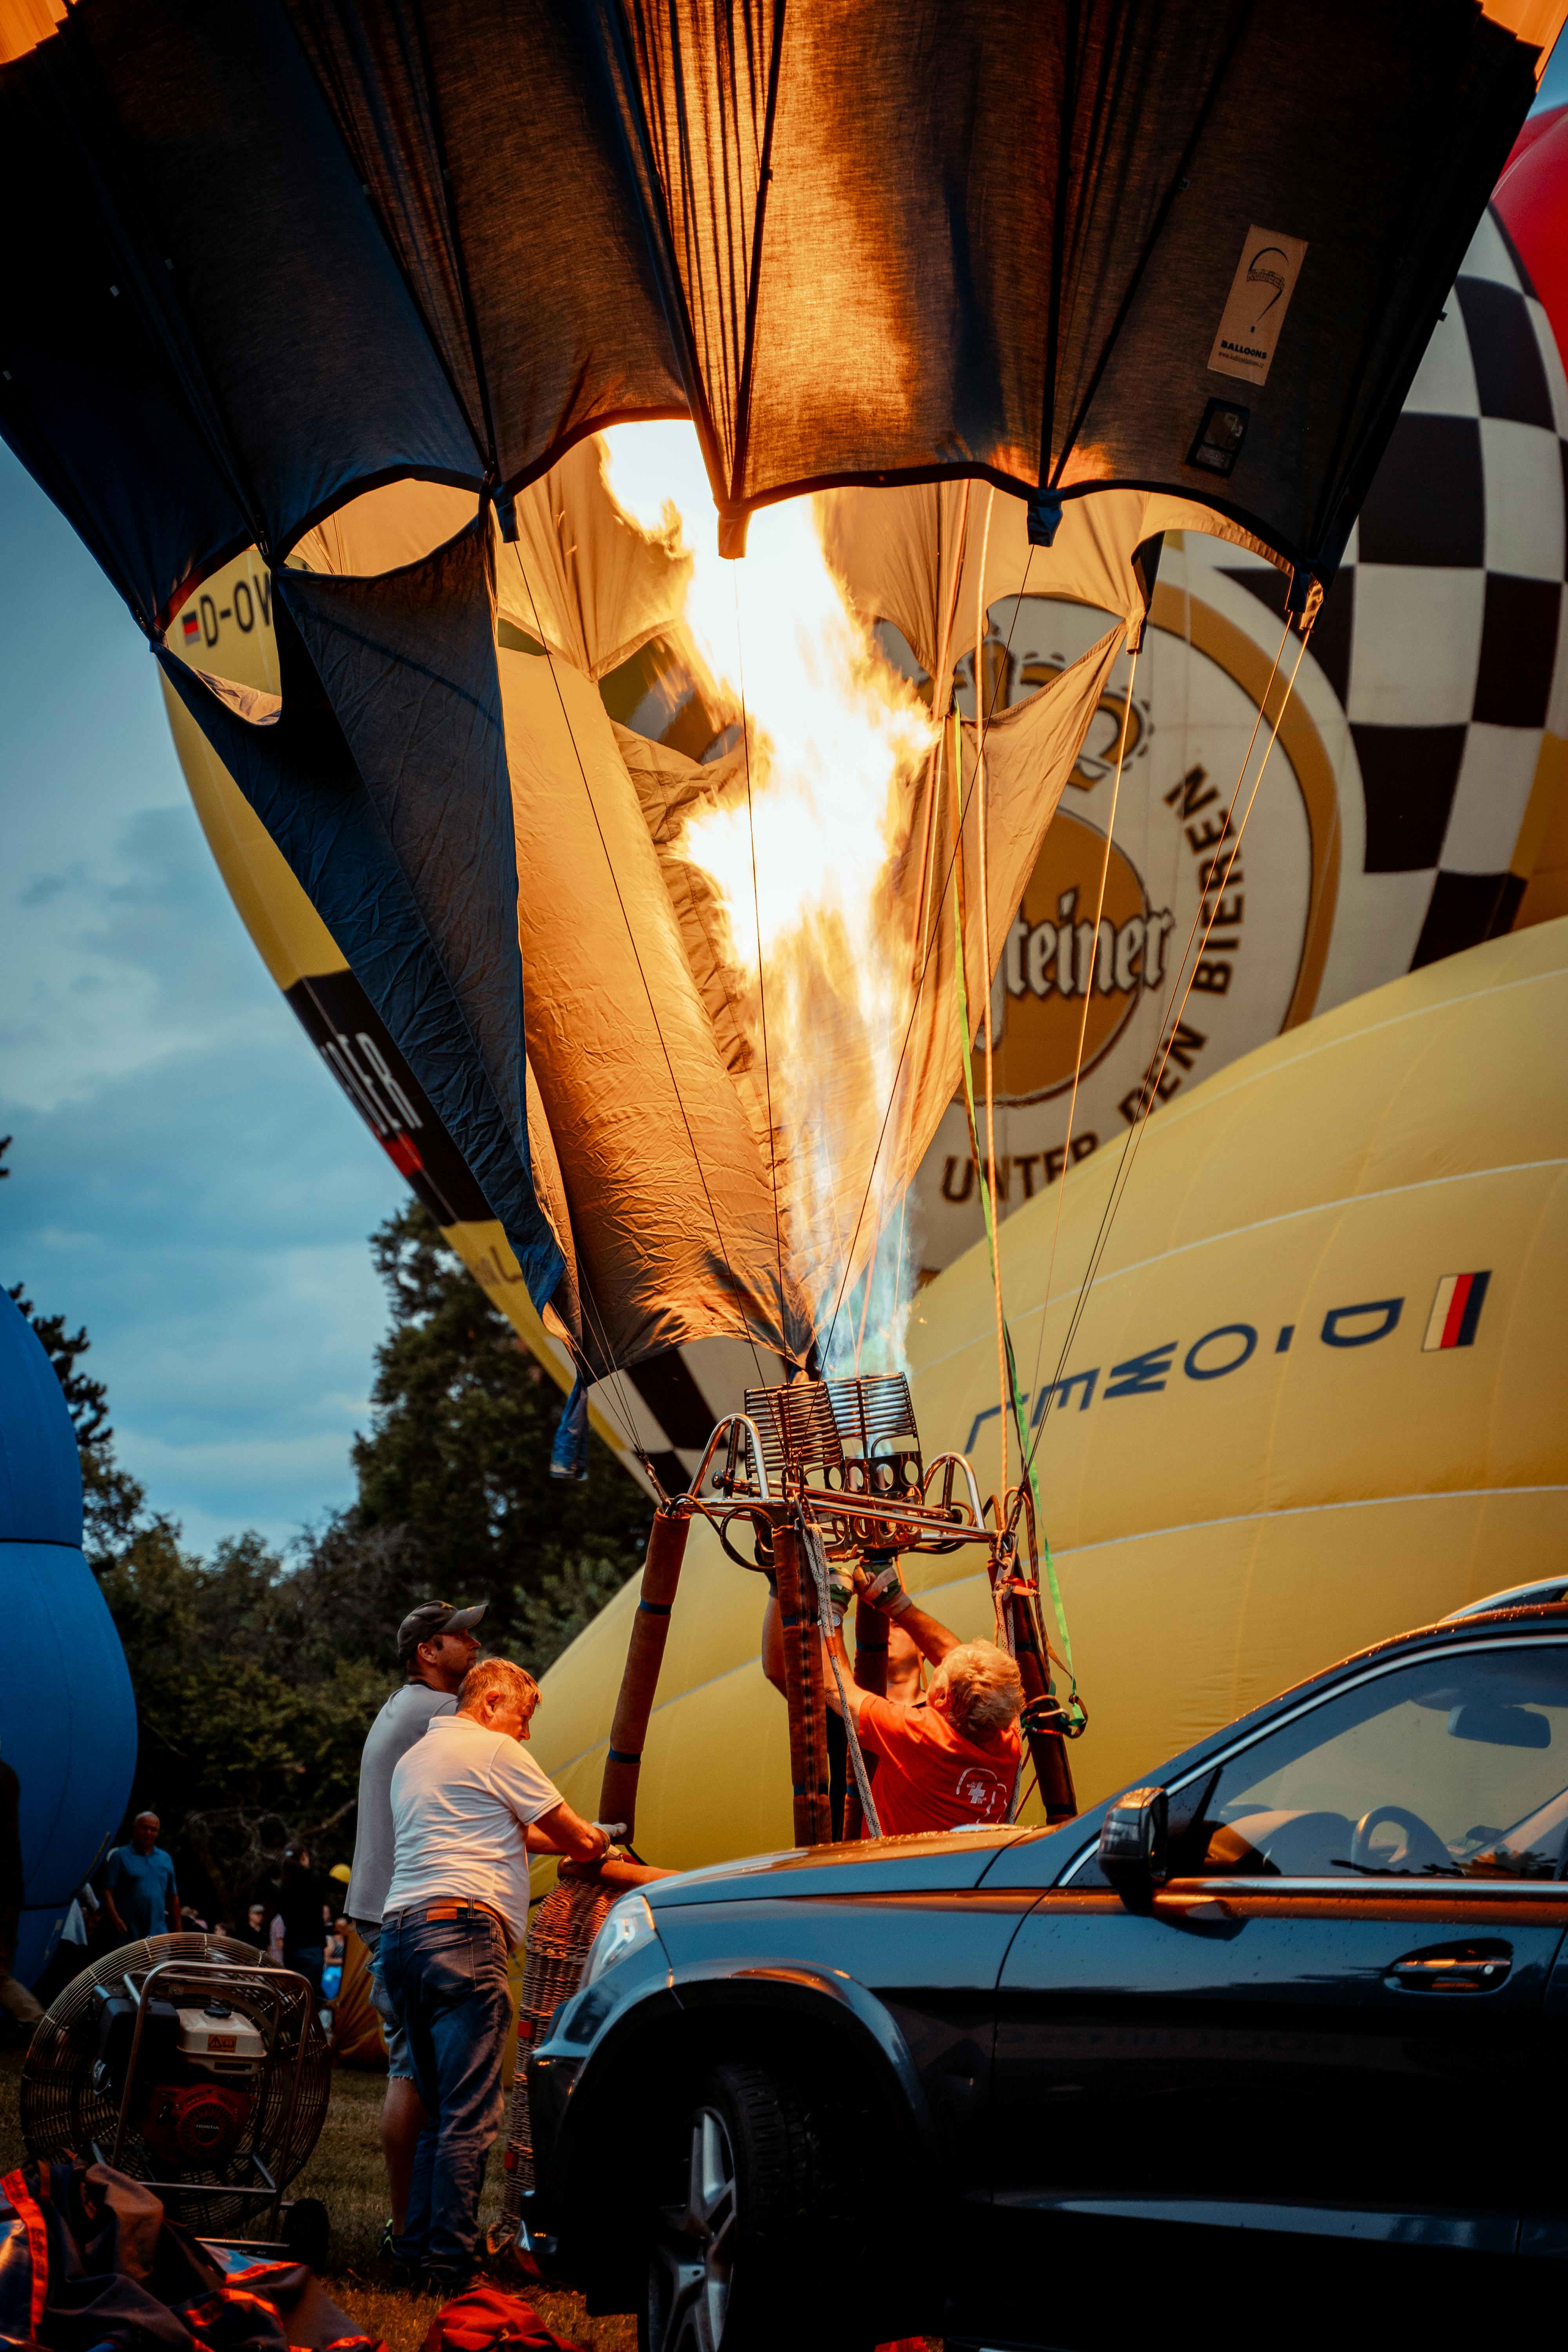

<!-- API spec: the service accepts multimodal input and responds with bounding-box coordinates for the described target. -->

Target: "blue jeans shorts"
[354,1916,413,2080]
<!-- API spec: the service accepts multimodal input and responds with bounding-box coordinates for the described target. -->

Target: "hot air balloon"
[147,141,1568,1499]
[907,183,1568,1272]
[0,1291,136,1986]
[3,0,1565,1851]
[523,913,1568,1865]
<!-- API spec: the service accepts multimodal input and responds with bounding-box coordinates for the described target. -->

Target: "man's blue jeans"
[380,1908,513,2276]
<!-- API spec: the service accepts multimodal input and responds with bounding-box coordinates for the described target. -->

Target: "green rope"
[949,711,1080,1704]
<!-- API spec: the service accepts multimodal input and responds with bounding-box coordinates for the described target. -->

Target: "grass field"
[0,2048,632,2352]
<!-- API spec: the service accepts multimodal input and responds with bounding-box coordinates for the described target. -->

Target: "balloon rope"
[1023,611,1290,1447]
[733,566,785,1320]
[971,489,1008,1502]
[1028,617,1311,1474]
[911,483,973,984]
[852,483,973,1374]
[949,716,1070,1675]
[1030,638,1139,1428]
[513,563,772,1390]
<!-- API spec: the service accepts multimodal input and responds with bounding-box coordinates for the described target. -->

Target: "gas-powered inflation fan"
[20,1933,333,2264]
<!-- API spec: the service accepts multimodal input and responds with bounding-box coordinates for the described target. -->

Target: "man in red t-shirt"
[821,1572,1024,1837]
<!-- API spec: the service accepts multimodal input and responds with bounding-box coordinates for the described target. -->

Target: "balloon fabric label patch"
[1209,226,1309,385]
[1187,398,1250,476]
[1423,1270,1491,1351]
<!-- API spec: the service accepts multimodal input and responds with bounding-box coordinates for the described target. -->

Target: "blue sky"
[2,50,1564,1559]
[0,449,405,1554]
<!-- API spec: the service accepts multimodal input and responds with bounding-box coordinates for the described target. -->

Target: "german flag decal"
[1423,1270,1490,1352]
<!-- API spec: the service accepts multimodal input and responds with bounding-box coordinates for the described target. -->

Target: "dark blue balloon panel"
[0,1292,136,1985]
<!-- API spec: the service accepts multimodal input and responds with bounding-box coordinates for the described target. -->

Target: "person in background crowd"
[0,1749,43,2035]
[322,1918,348,2005]
[345,1600,486,2263]
[381,1655,608,2294]
[274,1844,331,1993]
[30,1876,103,2008]
[246,1901,268,1947]
[102,1813,182,1942]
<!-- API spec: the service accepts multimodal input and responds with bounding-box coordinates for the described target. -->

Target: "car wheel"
[640,2060,850,2352]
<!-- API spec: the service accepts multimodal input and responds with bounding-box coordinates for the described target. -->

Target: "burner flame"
[602,425,936,1371]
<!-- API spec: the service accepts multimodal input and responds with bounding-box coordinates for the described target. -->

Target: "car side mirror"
[1099,1786,1169,1908]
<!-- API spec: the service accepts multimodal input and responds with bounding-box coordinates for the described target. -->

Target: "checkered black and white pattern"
[1220,202,1568,969]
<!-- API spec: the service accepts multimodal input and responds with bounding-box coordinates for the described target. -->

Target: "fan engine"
[90,1983,266,2167]
[22,1932,332,2243]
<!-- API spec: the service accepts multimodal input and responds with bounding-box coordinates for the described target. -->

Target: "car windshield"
[1181,1641,1568,1880]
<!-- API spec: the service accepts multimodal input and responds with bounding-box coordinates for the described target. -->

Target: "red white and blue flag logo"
[1423,1270,1490,1352]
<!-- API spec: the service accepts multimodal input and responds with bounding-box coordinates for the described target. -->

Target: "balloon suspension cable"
[1028,616,1311,1474]
[1002,630,1139,1690]
[819,537,1037,1368]
[972,487,1008,1503]
[855,481,973,1378]
[513,560,771,1392]
[798,1514,882,1836]
[734,565,785,1316]
[953,789,1066,1683]
[564,1327,643,1467]
[910,483,973,983]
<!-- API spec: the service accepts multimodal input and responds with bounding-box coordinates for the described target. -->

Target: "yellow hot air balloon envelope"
[525,916,1568,1873]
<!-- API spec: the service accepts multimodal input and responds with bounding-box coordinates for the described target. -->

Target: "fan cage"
[21,1931,331,2234]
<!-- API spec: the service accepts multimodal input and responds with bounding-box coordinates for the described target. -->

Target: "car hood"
[646,1824,1041,1907]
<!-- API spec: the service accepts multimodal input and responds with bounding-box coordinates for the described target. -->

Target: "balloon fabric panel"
[0,30,253,638]
[158,523,567,1313]
[498,642,812,1376]
[499,439,693,682]
[283,0,688,485]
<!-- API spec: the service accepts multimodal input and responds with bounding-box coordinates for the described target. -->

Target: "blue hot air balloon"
[0,1290,136,1988]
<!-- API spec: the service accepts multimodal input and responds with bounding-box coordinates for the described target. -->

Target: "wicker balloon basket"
[491,1876,619,2257]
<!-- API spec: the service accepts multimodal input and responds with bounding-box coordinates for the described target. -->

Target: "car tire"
[638,2058,861,2352]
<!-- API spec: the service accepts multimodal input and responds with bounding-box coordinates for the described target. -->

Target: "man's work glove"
[862,1558,915,1615]
[827,1567,856,1631]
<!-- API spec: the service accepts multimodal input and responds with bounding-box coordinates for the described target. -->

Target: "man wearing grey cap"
[346,1600,487,2255]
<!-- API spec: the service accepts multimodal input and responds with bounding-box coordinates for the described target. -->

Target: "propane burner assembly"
[613,1370,1086,1852]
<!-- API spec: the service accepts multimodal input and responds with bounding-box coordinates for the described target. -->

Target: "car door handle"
[1385,1940,1512,1993]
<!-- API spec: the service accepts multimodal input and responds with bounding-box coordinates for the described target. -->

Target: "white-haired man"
[821,1575,1024,1835]
[379,1654,608,2294]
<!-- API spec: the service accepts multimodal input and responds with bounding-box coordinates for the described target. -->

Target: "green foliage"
[13,1192,651,1920]
[343,1201,650,1666]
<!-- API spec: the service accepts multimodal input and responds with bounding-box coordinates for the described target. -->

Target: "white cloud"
[0,446,407,1552]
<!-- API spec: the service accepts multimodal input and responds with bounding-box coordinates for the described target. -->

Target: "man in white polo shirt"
[380,1654,608,2292]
